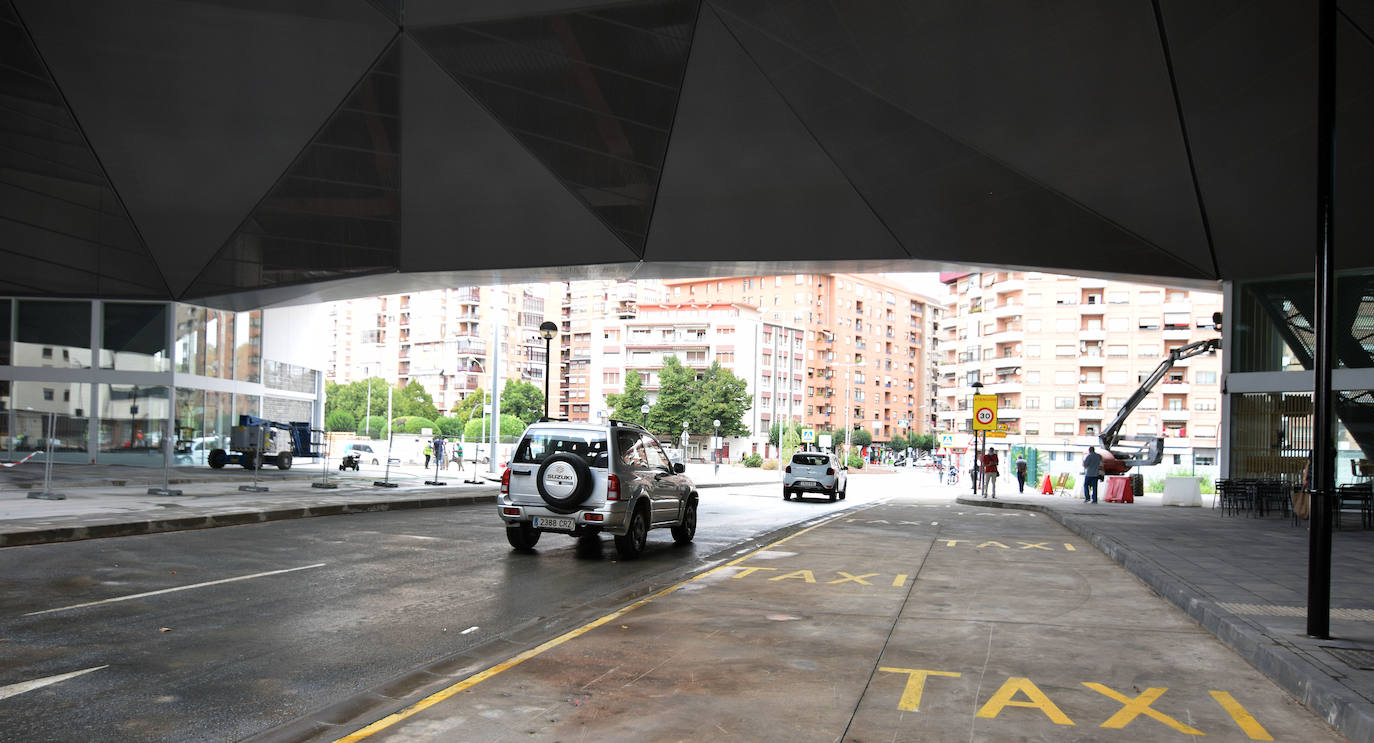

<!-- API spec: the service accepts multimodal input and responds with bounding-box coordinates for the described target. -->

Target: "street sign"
[973,394,998,431]
[986,431,1008,438]
[819,434,832,449]
[939,433,955,448]
[802,430,816,443]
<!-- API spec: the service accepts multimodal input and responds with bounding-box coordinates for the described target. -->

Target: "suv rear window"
[791,453,829,466]
[513,429,608,468]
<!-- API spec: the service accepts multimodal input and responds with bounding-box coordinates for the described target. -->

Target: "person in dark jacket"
[1082,446,1104,503]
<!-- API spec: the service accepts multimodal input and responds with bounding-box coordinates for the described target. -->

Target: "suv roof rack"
[536,416,569,423]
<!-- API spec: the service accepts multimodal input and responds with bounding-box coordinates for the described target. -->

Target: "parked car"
[497,419,697,559]
[783,451,848,501]
[340,442,397,466]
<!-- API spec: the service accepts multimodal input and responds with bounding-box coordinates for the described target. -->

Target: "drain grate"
[1218,602,1374,622]
[1322,646,1374,671]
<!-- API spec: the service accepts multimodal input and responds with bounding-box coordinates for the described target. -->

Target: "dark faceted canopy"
[1,0,1370,309]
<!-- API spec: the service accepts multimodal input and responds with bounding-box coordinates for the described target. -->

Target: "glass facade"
[1,298,317,466]
[1232,271,1374,373]
[16,299,91,368]
[101,302,169,371]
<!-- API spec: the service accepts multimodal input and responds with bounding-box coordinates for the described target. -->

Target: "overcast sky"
[884,272,948,300]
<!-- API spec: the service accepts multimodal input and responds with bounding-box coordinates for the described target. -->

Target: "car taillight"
[606,473,620,500]
[785,465,791,473]
[500,468,510,495]
[826,467,835,476]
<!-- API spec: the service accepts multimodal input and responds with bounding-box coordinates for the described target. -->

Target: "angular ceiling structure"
[2,0,1371,309]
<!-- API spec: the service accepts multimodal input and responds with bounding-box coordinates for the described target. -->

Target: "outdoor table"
[1162,476,1203,507]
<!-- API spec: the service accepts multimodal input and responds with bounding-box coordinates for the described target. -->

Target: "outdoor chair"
[1334,483,1373,529]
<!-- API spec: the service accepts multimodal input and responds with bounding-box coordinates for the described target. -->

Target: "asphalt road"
[0,477,886,742]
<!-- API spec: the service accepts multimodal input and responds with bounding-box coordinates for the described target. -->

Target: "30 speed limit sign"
[972,394,998,431]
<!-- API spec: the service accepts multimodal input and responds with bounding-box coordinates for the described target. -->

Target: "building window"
[1054,423,1074,435]
[1025,397,1040,409]
[1195,371,1217,384]
[1054,396,1074,409]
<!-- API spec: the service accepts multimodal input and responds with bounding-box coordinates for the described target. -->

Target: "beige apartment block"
[552,279,663,422]
[936,271,1223,474]
[326,284,555,415]
[662,275,940,442]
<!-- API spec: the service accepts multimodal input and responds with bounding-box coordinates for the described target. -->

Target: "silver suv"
[497,420,697,559]
[783,450,848,501]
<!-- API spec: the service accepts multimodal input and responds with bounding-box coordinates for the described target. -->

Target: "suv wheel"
[536,453,594,512]
[782,488,791,501]
[671,501,697,544]
[506,523,541,551]
[829,487,838,502]
[614,507,648,559]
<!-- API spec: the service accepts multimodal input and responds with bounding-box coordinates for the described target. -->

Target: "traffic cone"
[1040,475,1054,494]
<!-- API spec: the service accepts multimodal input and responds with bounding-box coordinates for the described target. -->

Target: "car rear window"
[792,453,829,466]
[513,429,608,468]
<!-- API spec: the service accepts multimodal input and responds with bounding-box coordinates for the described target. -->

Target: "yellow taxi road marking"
[827,572,877,585]
[879,667,960,711]
[333,510,861,742]
[937,539,1078,551]
[1210,690,1274,740]
[771,569,817,583]
[0,665,108,701]
[892,573,909,587]
[976,676,1076,725]
[731,566,778,579]
[881,667,1273,737]
[24,564,327,616]
[1083,683,1202,734]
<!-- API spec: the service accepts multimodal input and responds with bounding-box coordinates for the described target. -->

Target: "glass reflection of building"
[1224,270,1374,484]
[0,299,322,466]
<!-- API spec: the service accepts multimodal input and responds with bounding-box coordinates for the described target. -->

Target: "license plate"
[795,480,815,488]
[533,516,575,531]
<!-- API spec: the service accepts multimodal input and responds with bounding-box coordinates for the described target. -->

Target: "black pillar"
[1306,0,1337,639]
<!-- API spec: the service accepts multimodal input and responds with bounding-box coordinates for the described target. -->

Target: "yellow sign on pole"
[972,394,998,431]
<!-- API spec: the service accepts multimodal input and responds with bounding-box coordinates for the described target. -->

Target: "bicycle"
[945,467,961,486]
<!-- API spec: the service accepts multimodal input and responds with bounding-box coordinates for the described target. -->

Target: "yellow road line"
[1209,690,1274,740]
[334,512,854,742]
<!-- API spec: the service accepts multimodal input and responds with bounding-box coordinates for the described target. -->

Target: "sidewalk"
[0,461,780,548]
[956,487,1374,743]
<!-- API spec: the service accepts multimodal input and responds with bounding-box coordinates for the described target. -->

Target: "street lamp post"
[681,420,689,459]
[971,380,984,495]
[538,321,558,419]
[641,403,650,427]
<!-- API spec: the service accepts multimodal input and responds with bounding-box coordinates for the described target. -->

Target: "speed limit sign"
[972,394,998,431]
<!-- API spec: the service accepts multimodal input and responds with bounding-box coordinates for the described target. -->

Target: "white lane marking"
[24,564,327,616]
[0,666,108,701]
[460,626,479,635]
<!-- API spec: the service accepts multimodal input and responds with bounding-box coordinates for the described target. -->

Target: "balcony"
[1158,382,1191,394]
[1077,382,1105,394]
[1078,328,1107,342]
[989,302,1024,319]
[992,355,1024,370]
[1161,408,1192,421]
[1077,408,1106,419]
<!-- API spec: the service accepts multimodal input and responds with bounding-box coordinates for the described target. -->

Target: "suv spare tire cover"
[536,453,594,512]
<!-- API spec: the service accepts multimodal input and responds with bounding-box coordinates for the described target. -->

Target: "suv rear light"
[500,468,510,495]
[784,465,791,473]
[606,473,621,500]
[501,507,520,516]
[826,467,835,476]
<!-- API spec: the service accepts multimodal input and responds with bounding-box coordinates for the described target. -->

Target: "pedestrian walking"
[433,437,445,472]
[982,448,999,498]
[1082,446,1103,503]
[451,441,464,471]
[423,441,433,469]
[1015,453,1028,493]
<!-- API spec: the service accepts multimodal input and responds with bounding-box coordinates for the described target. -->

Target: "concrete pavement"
[956,486,1374,743]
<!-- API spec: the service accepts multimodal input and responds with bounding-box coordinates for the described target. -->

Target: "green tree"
[435,416,465,436]
[395,416,438,434]
[911,433,937,452]
[325,409,356,432]
[324,377,389,424]
[646,356,696,436]
[888,432,908,451]
[767,420,804,447]
[451,388,485,422]
[499,379,547,426]
[605,372,650,424]
[692,362,751,437]
[463,414,527,440]
[780,426,801,466]
[851,428,873,447]
[356,415,389,439]
[393,380,439,420]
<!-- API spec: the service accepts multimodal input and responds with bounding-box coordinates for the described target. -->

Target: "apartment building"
[936,271,1224,472]
[614,302,804,456]
[327,284,555,414]
[553,280,662,422]
[661,274,940,442]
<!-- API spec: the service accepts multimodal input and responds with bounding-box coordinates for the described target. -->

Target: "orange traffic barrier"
[1040,475,1054,494]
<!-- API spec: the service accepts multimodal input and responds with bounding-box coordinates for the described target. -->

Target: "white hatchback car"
[783,451,848,501]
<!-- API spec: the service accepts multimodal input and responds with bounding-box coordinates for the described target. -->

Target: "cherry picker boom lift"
[1098,337,1221,476]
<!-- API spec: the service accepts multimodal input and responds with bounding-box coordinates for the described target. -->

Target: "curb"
[0,494,498,549]
[956,496,1374,743]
